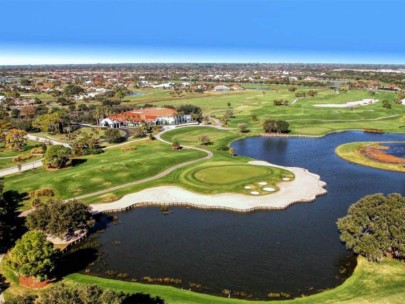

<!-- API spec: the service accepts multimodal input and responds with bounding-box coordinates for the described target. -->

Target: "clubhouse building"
[100,107,192,128]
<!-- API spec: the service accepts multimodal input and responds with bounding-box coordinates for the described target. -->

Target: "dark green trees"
[263,119,290,133]
[337,193,405,261]
[26,200,93,238]
[43,145,72,169]
[104,129,122,143]
[7,231,58,281]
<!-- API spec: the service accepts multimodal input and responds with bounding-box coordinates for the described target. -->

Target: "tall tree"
[337,193,405,261]
[26,200,94,238]
[5,129,27,151]
[43,145,72,169]
[7,231,59,281]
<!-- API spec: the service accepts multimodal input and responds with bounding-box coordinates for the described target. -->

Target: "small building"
[213,85,230,92]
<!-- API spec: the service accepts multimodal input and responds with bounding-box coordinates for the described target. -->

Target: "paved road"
[0,134,69,178]
[0,159,43,177]
[27,134,71,148]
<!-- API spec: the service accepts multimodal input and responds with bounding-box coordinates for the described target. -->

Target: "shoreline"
[335,141,405,173]
[90,160,327,213]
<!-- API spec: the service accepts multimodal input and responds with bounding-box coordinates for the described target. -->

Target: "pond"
[383,142,405,158]
[75,131,405,299]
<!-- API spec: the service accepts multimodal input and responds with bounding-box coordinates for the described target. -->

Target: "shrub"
[43,145,72,169]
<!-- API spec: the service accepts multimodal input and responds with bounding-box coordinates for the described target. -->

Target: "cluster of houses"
[100,107,193,128]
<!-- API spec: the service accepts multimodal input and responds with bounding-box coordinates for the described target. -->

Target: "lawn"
[123,87,404,135]
[3,140,206,210]
[60,257,405,304]
[0,140,43,170]
[336,141,405,172]
[178,161,293,195]
[76,127,292,204]
[161,126,242,150]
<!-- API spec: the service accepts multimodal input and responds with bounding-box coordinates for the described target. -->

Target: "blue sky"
[0,0,404,64]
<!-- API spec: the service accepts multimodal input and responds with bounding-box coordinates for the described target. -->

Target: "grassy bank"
[336,142,405,172]
[62,257,405,304]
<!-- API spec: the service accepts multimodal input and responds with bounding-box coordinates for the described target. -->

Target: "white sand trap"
[244,186,252,189]
[282,177,290,181]
[250,191,260,195]
[91,160,327,213]
[401,99,405,105]
[313,99,379,108]
[258,181,267,185]
[263,187,275,192]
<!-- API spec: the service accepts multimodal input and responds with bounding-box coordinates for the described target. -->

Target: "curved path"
[89,126,327,213]
[0,159,43,177]
[27,134,71,148]
[68,129,213,201]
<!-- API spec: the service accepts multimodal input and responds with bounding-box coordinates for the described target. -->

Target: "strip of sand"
[90,160,327,213]
[313,99,379,108]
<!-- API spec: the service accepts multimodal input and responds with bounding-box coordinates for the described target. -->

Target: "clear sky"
[1,0,404,65]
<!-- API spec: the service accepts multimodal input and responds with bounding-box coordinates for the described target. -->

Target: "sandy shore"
[90,160,327,213]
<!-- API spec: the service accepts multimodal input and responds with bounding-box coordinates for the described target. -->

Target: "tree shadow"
[124,293,165,304]
[0,273,10,294]
[71,158,87,167]
[55,247,99,278]
[0,190,27,253]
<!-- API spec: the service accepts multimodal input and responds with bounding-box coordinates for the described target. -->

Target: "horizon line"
[1,62,405,67]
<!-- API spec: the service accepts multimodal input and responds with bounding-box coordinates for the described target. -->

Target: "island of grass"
[336,141,405,172]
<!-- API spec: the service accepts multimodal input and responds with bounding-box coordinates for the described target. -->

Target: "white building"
[213,85,230,92]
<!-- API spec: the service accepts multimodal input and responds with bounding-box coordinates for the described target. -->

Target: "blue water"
[384,142,405,158]
[81,131,405,299]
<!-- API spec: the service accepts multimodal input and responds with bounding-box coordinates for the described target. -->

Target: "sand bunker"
[91,160,327,213]
[313,99,379,108]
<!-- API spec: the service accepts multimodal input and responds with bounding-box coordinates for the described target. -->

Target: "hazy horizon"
[1,0,404,65]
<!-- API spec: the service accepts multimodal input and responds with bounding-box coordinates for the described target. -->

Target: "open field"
[336,141,405,172]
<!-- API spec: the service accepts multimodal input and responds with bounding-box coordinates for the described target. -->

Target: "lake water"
[384,142,405,158]
[75,131,405,299]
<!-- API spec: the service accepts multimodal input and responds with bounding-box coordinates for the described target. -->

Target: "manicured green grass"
[179,161,293,195]
[0,140,43,170]
[0,155,42,170]
[336,142,405,172]
[161,126,243,150]
[126,87,404,135]
[63,257,405,304]
[0,140,39,158]
[3,140,206,210]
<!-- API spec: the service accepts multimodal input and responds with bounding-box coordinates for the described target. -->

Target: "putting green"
[177,161,293,195]
[193,165,270,184]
